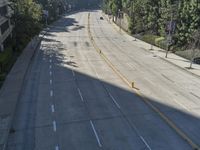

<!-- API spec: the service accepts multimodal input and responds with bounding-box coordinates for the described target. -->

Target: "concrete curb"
[102,13,200,79]
[0,10,79,149]
[88,12,200,150]
[0,30,47,150]
[0,11,81,149]
[159,56,200,79]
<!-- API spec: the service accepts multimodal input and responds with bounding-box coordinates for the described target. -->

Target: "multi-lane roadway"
[6,10,200,150]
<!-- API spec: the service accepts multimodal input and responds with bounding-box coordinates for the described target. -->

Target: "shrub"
[0,73,6,81]
[141,34,171,50]
[142,34,160,45]
[0,47,13,66]
[155,37,165,46]
[155,37,168,50]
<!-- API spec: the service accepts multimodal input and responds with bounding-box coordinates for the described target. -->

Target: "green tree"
[176,0,200,46]
[10,0,42,50]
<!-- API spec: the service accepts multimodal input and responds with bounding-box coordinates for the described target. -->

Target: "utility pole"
[131,1,137,41]
[165,3,178,58]
[43,9,49,26]
[165,10,173,58]
[118,9,122,32]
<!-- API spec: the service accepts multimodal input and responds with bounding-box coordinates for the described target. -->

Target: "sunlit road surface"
[6,10,200,150]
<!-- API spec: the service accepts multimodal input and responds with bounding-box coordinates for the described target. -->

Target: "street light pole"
[165,3,179,58]
[118,9,122,32]
[165,10,173,58]
[45,16,48,26]
[131,1,137,41]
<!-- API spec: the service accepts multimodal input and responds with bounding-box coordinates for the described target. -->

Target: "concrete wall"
[114,13,130,32]
[0,0,13,51]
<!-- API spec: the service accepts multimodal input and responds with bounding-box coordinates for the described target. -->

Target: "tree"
[127,0,148,34]
[103,0,200,51]
[176,0,200,47]
[188,29,200,69]
[10,0,42,50]
[145,0,161,34]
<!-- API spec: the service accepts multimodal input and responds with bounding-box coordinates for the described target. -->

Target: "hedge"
[0,47,13,66]
[142,34,168,50]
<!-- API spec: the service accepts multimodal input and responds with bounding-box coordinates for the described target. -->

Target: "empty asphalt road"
[6,10,200,150]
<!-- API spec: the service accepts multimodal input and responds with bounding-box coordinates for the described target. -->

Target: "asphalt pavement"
[5,10,200,150]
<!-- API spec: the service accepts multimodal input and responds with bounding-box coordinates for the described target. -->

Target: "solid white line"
[90,120,102,147]
[51,105,55,113]
[50,79,52,85]
[55,145,59,150]
[50,90,53,97]
[140,136,151,150]
[108,93,121,109]
[53,121,57,132]
[78,88,84,102]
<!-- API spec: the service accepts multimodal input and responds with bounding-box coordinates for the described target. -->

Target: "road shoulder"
[0,35,43,150]
[102,12,200,78]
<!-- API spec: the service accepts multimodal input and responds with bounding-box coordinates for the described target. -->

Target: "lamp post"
[165,3,179,58]
[165,6,174,58]
[118,9,122,32]
[130,1,137,41]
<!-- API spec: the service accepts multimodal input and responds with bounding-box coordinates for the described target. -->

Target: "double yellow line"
[88,13,135,89]
[87,13,200,150]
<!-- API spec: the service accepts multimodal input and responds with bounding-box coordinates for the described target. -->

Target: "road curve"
[5,10,199,150]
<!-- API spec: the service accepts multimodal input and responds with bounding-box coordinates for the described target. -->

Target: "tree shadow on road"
[5,11,200,150]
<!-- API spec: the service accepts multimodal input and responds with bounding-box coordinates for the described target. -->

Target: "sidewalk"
[102,13,200,78]
[0,33,44,150]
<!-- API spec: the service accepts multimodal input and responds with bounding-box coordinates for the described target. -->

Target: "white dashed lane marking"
[140,136,151,150]
[77,88,84,102]
[53,121,57,132]
[50,79,52,85]
[90,120,102,147]
[51,105,55,113]
[72,70,75,76]
[55,145,59,150]
[50,90,53,97]
[108,93,121,109]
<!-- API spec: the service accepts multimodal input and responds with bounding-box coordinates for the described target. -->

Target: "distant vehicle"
[193,57,200,64]
[100,17,104,20]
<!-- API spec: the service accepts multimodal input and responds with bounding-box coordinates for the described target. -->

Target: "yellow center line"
[87,12,200,150]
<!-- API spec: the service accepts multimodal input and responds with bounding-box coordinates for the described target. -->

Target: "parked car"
[100,16,104,20]
[193,57,200,64]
